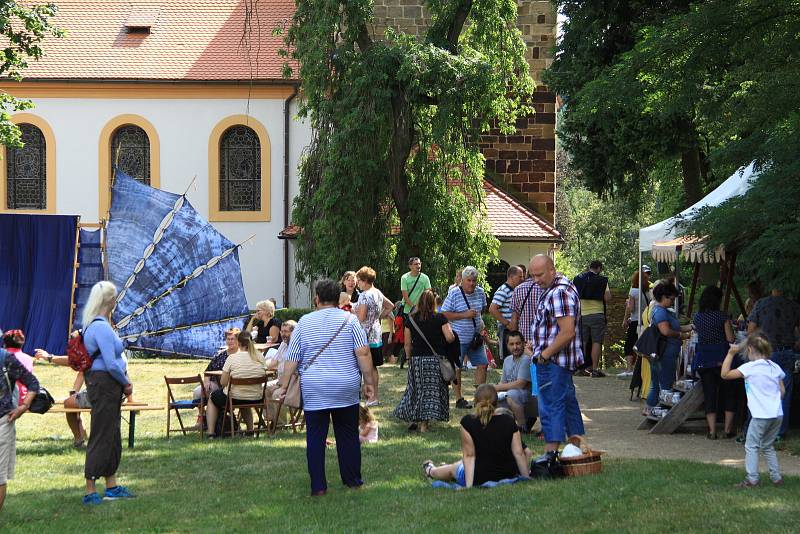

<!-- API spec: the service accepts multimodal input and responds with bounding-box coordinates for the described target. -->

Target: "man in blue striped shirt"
[441,266,488,409]
[489,265,524,365]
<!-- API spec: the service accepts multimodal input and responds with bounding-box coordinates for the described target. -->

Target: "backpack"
[0,350,53,414]
[66,318,104,372]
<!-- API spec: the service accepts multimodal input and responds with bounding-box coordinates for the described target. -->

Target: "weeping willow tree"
[282,0,534,292]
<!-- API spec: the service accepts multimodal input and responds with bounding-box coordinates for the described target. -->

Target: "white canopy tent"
[635,162,759,320]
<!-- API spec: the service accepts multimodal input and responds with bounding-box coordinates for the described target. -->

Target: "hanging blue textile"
[0,214,78,354]
[107,170,249,358]
[72,228,104,330]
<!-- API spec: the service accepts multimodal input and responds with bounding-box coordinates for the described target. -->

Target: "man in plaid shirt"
[509,275,542,342]
[529,255,585,453]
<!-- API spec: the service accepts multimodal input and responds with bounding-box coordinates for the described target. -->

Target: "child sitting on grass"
[721,331,785,488]
[359,404,378,443]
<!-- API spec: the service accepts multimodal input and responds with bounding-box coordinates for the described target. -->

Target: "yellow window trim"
[98,114,160,220]
[208,115,271,222]
[0,113,56,214]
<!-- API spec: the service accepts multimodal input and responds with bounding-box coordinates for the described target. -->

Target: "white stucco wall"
[10,96,313,308]
[497,241,553,268]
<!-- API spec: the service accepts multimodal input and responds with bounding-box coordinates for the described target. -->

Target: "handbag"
[408,313,455,383]
[29,386,55,414]
[633,323,666,362]
[284,316,351,409]
[459,287,484,350]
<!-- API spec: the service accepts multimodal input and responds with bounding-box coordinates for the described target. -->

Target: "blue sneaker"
[104,485,135,500]
[83,492,103,505]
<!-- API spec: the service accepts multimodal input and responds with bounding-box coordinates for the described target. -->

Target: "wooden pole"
[723,253,737,312]
[68,218,81,334]
[687,262,701,317]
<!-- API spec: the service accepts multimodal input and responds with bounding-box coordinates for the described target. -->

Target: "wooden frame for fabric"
[164,375,205,438]
[224,376,270,438]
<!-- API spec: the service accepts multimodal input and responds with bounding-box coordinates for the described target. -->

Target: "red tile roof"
[484,180,561,241]
[280,181,561,242]
[22,0,297,81]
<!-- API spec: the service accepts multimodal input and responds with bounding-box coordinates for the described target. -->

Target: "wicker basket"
[560,451,603,477]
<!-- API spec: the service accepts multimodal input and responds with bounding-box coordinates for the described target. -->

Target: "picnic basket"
[560,451,603,477]
[560,437,603,477]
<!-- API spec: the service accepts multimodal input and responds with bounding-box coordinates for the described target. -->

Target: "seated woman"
[265,321,297,422]
[423,384,530,488]
[245,300,282,344]
[205,331,268,437]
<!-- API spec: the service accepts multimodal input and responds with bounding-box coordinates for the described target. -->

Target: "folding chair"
[267,374,306,435]
[224,376,270,438]
[165,375,205,438]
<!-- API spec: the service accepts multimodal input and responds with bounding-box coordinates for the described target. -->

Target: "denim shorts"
[455,461,466,487]
[460,342,488,366]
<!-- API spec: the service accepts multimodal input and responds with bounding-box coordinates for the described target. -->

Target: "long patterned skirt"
[393,355,449,423]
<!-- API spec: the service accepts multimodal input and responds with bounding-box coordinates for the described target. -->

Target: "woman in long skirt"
[394,289,453,432]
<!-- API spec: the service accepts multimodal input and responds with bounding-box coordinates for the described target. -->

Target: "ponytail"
[237,331,264,364]
[473,384,499,427]
[745,330,772,360]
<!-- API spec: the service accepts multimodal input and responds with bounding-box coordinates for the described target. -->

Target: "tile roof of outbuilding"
[21,0,297,82]
[483,180,561,241]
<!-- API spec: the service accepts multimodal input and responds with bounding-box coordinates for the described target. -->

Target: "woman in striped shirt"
[276,279,375,496]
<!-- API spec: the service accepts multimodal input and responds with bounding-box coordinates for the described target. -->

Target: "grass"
[3,359,799,533]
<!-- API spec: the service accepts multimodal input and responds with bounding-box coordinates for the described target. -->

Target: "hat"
[642,264,652,273]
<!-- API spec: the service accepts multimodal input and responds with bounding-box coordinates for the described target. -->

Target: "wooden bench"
[48,404,164,449]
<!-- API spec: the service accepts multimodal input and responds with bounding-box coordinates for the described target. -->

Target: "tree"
[544,1,709,209]
[0,1,62,147]
[282,0,533,292]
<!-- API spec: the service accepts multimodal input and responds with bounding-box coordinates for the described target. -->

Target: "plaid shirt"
[510,279,542,342]
[531,275,584,370]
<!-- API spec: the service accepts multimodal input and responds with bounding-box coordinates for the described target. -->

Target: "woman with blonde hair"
[206,330,268,437]
[81,281,134,505]
[245,300,281,344]
[422,384,530,488]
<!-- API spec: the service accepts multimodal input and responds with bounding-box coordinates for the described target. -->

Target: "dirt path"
[573,374,800,476]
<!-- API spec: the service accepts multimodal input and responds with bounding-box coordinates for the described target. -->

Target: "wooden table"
[48,404,164,448]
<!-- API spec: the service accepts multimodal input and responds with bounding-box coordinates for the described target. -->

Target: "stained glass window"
[219,125,261,211]
[6,123,46,209]
[111,125,150,184]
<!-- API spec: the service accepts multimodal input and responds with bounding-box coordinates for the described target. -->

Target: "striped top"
[441,285,487,343]
[286,307,368,411]
[491,282,514,320]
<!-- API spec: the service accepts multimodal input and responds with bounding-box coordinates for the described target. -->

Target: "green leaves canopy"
[284,0,533,293]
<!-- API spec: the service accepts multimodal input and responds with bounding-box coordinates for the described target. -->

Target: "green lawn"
[3,359,798,533]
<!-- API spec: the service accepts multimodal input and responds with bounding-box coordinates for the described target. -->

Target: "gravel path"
[574,374,800,476]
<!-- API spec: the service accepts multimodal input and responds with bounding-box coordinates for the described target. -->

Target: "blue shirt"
[441,285,487,343]
[286,307,368,411]
[85,317,129,385]
[651,305,681,348]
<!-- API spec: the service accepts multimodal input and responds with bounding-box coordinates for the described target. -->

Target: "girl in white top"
[721,332,785,487]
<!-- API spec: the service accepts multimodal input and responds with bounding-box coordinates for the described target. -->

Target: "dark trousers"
[84,371,123,480]
[305,404,362,493]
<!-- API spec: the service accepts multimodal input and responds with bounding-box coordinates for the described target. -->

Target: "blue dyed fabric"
[73,228,104,330]
[107,171,249,358]
[0,214,77,355]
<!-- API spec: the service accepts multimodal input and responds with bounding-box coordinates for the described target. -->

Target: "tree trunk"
[387,91,416,260]
[678,119,704,207]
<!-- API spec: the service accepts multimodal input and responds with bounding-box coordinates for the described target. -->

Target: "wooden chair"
[164,375,205,438]
[224,376,270,438]
[266,374,305,435]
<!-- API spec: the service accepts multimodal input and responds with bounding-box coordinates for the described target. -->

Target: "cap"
[642,264,652,273]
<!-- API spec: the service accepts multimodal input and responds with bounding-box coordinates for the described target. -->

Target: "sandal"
[706,432,717,440]
[422,460,434,479]
[408,423,419,432]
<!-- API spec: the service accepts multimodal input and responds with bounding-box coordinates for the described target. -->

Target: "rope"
[119,313,250,341]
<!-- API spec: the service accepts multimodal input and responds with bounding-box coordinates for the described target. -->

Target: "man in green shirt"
[400,257,431,314]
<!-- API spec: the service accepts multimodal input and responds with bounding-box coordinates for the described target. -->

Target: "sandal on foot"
[422,460,434,479]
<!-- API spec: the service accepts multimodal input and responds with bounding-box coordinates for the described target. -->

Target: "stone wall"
[370,0,558,220]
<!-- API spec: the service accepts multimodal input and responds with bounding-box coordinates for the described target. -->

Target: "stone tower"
[370,1,558,221]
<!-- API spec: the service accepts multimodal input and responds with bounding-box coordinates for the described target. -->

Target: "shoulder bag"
[408,314,456,383]
[459,287,485,350]
[634,323,666,363]
[284,315,351,408]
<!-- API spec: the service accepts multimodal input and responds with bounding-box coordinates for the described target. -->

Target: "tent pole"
[722,253,736,312]
[637,250,642,333]
[687,263,701,317]
[68,219,81,334]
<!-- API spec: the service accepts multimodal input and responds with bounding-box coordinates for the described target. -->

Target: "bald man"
[529,255,585,453]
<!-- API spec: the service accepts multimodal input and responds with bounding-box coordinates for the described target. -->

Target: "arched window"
[219,125,261,211]
[111,124,150,185]
[6,123,47,209]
